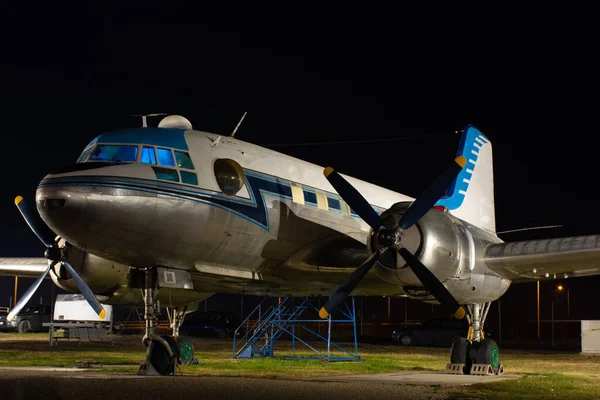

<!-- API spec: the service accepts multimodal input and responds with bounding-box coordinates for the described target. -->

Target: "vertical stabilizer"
[435,125,495,232]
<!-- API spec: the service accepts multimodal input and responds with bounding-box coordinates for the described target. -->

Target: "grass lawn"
[1,332,599,399]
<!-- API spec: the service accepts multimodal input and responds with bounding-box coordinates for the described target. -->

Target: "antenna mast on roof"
[230,111,247,137]
[133,113,167,128]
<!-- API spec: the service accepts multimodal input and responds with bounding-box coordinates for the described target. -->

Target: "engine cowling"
[49,240,127,295]
[370,202,510,304]
[371,202,462,289]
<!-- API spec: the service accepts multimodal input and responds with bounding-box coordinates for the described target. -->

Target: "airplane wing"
[0,258,49,278]
[484,235,600,282]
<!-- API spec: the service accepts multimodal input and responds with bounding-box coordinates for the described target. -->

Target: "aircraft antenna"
[496,224,563,235]
[133,113,167,128]
[230,111,247,137]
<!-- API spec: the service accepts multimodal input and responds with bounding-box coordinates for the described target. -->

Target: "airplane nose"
[37,198,67,211]
[35,183,82,242]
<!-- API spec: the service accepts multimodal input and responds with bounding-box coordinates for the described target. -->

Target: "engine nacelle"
[371,202,510,304]
[49,240,128,295]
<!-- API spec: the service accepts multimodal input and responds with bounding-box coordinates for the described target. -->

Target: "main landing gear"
[446,303,503,376]
[135,267,195,376]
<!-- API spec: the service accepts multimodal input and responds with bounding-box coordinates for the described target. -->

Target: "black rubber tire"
[450,337,472,374]
[177,335,194,366]
[18,320,31,334]
[147,336,178,375]
[399,334,413,346]
[475,338,500,374]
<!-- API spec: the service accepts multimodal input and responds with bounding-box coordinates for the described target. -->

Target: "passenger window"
[327,198,341,211]
[316,192,328,210]
[303,191,317,204]
[174,151,195,170]
[157,148,175,166]
[141,147,157,164]
[152,167,179,182]
[90,144,139,162]
[291,183,305,205]
[180,171,198,185]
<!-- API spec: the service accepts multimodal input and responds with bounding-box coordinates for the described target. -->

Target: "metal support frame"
[232,296,361,362]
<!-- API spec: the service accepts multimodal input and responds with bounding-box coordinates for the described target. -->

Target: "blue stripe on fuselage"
[88,128,189,151]
[39,170,371,231]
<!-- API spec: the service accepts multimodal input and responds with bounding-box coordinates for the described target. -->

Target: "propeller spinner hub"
[377,229,399,248]
[44,246,61,261]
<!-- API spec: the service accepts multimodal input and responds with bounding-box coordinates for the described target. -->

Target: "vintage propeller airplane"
[2,115,599,375]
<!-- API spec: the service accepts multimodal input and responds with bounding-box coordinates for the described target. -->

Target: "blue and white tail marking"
[436,125,496,232]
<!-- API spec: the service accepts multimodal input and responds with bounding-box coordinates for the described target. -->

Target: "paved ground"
[0,367,520,400]
[304,370,520,386]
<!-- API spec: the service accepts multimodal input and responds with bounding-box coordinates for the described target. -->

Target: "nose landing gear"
[135,267,194,376]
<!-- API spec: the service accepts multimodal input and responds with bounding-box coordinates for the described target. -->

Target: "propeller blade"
[7,261,55,321]
[398,156,466,230]
[320,248,384,319]
[323,168,381,230]
[398,247,465,319]
[62,261,106,318]
[15,196,55,248]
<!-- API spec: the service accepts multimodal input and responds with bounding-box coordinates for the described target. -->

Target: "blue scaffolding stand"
[232,296,361,362]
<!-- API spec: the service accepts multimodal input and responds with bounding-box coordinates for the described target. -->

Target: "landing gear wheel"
[399,334,413,346]
[18,320,31,333]
[147,336,178,376]
[475,338,500,374]
[450,337,472,374]
[177,336,194,366]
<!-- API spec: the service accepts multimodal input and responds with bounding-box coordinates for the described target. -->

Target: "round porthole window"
[214,158,245,196]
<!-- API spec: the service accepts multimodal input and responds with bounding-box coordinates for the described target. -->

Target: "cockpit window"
[77,147,92,163]
[140,146,157,165]
[152,167,179,182]
[90,144,139,162]
[174,151,195,170]
[157,148,175,167]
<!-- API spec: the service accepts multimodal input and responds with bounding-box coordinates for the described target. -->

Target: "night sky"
[1,3,600,323]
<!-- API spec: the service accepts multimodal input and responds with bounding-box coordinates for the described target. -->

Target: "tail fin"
[435,125,495,232]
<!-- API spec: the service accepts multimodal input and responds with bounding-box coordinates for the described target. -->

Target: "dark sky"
[1,3,600,317]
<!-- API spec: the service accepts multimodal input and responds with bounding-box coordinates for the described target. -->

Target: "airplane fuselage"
[35,126,509,307]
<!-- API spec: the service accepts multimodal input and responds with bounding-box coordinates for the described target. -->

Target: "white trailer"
[44,294,114,345]
[53,294,112,323]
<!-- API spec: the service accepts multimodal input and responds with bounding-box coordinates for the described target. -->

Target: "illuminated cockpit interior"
[90,144,139,162]
[75,128,198,185]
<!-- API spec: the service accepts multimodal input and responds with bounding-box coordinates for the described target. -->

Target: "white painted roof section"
[190,131,414,210]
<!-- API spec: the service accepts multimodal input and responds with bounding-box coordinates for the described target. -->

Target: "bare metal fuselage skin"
[35,128,509,307]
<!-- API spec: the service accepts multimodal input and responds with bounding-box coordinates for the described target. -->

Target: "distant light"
[564,273,568,279]
[545,273,550,278]
[557,285,564,291]
[533,268,537,274]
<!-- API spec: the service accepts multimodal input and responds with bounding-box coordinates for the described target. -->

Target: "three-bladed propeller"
[319,156,467,320]
[7,196,105,321]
